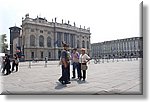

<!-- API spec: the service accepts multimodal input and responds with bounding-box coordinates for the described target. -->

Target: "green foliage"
[0,34,8,53]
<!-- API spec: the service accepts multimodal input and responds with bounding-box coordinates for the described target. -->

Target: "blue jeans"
[72,62,81,78]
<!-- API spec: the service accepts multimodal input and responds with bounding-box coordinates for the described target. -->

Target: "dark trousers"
[79,63,86,80]
[72,62,81,78]
[68,63,70,80]
[59,64,70,82]
[12,62,18,72]
[82,70,86,80]
[2,65,11,75]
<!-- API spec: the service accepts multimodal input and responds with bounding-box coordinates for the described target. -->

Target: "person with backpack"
[58,43,71,84]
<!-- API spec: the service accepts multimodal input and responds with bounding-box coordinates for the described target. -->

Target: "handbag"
[81,54,88,70]
[81,64,88,70]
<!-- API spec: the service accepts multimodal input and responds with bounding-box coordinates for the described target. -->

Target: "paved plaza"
[0,59,142,95]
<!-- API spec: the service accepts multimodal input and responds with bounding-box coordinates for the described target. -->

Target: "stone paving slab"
[0,59,142,95]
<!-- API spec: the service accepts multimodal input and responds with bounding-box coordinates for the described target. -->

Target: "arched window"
[47,36,51,47]
[82,40,85,48]
[30,35,35,46]
[87,41,89,49]
[39,35,44,47]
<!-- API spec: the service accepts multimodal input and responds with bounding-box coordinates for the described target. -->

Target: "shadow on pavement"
[54,82,67,90]
[77,80,88,84]
[70,78,78,81]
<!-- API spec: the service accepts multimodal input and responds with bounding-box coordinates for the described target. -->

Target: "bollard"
[102,59,104,63]
[117,58,118,62]
[44,61,47,67]
[107,59,109,63]
[29,61,31,68]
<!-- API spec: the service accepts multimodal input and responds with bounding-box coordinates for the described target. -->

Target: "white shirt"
[79,54,90,63]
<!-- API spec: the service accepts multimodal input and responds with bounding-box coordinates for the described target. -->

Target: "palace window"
[31,52,34,59]
[48,52,51,59]
[47,37,51,47]
[64,33,69,44]
[30,35,35,46]
[40,30,43,33]
[82,40,85,48]
[70,34,75,48]
[39,35,44,47]
[57,32,62,47]
[87,41,89,49]
[41,51,43,59]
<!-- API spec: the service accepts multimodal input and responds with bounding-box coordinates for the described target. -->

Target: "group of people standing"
[58,42,91,84]
[1,54,19,75]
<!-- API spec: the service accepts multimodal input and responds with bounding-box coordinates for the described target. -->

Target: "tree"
[0,34,8,53]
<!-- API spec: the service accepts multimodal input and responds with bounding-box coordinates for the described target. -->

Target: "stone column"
[75,35,77,48]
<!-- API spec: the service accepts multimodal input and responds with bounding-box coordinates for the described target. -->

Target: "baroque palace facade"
[20,14,91,60]
[91,37,143,59]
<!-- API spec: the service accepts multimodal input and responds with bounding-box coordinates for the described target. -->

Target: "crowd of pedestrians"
[0,54,19,76]
[58,42,91,84]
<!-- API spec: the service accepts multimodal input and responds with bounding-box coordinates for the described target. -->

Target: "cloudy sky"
[0,0,142,47]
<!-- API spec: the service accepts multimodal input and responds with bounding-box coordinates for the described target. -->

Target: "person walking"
[79,48,91,81]
[71,48,81,79]
[58,43,71,84]
[2,54,11,75]
[12,54,19,72]
[45,56,48,67]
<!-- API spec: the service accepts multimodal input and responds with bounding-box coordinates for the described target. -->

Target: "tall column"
[75,35,77,48]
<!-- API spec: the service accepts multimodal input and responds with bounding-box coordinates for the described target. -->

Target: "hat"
[62,42,69,47]
[73,48,77,51]
[81,48,86,51]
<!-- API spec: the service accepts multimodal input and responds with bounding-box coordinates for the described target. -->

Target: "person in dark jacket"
[2,54,11,75]
[12,54,19,72]
[58,42,71,84]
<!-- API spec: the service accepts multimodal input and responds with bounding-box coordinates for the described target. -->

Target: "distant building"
[21,14,91,60]
[91,37,143,59]
[9,26,21,58]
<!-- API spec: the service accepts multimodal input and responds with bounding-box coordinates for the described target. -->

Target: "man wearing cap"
[58,43,71,84]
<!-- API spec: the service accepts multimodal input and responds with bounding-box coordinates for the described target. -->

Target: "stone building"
[91,37,143,59]
[9,26,21,58]
[21,14,91,60]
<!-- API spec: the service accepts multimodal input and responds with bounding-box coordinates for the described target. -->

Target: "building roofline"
[9,26,21,30]
[91,37,143,45]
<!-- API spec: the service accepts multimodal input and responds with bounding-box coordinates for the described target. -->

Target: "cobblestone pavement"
[0,58,142,95]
